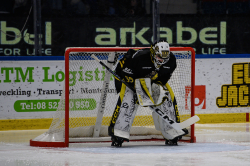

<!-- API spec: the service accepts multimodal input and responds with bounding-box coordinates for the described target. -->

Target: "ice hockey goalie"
[108,41,188,147]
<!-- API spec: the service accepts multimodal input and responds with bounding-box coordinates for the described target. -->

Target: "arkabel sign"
[0,15,249,56]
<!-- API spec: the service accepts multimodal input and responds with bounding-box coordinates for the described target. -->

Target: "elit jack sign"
[217,62,250,108]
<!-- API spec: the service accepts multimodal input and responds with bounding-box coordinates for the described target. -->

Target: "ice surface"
[0,123,250,166]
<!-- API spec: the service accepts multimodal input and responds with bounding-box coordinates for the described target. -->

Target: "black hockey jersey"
[114,48,176,93]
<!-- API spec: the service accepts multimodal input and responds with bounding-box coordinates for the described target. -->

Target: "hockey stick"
[91,54,186,130]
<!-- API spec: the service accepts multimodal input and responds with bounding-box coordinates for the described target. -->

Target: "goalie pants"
[108,83,180,140]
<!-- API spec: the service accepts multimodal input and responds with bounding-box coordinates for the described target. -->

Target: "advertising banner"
[195,57,250,114]
[1,56,250,119]
[0,61,64,119]
[0,15,249,56]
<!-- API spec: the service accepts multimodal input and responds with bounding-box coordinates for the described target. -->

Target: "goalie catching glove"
[135,78,169,107]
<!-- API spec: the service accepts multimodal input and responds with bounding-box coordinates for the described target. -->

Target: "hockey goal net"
[30,47,196,147]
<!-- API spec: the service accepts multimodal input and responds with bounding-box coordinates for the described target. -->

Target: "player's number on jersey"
[125,76,134,83]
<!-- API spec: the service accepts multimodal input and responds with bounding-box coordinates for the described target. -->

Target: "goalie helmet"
[151,41,170,68]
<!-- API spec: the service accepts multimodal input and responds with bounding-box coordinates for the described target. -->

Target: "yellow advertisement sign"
[217,62,250,108]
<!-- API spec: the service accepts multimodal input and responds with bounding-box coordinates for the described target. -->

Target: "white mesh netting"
[33,48,193,143]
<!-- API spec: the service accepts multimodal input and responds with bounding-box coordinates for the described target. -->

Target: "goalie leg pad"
[152,84,184,140]
[109,83,138,140]
[153,110,185,140]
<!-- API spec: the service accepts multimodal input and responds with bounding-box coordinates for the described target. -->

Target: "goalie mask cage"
[30,47,195,147]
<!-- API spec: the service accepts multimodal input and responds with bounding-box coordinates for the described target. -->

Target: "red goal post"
[30,47,195,147]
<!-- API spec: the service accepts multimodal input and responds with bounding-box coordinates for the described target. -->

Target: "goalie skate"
[111,136,128,147]
[165,138,178,146]
[165,128,189,146]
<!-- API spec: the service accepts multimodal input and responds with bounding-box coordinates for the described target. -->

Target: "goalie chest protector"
[115,48,176,90]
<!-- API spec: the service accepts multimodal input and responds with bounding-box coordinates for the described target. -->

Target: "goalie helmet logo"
[155,45,159,52]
